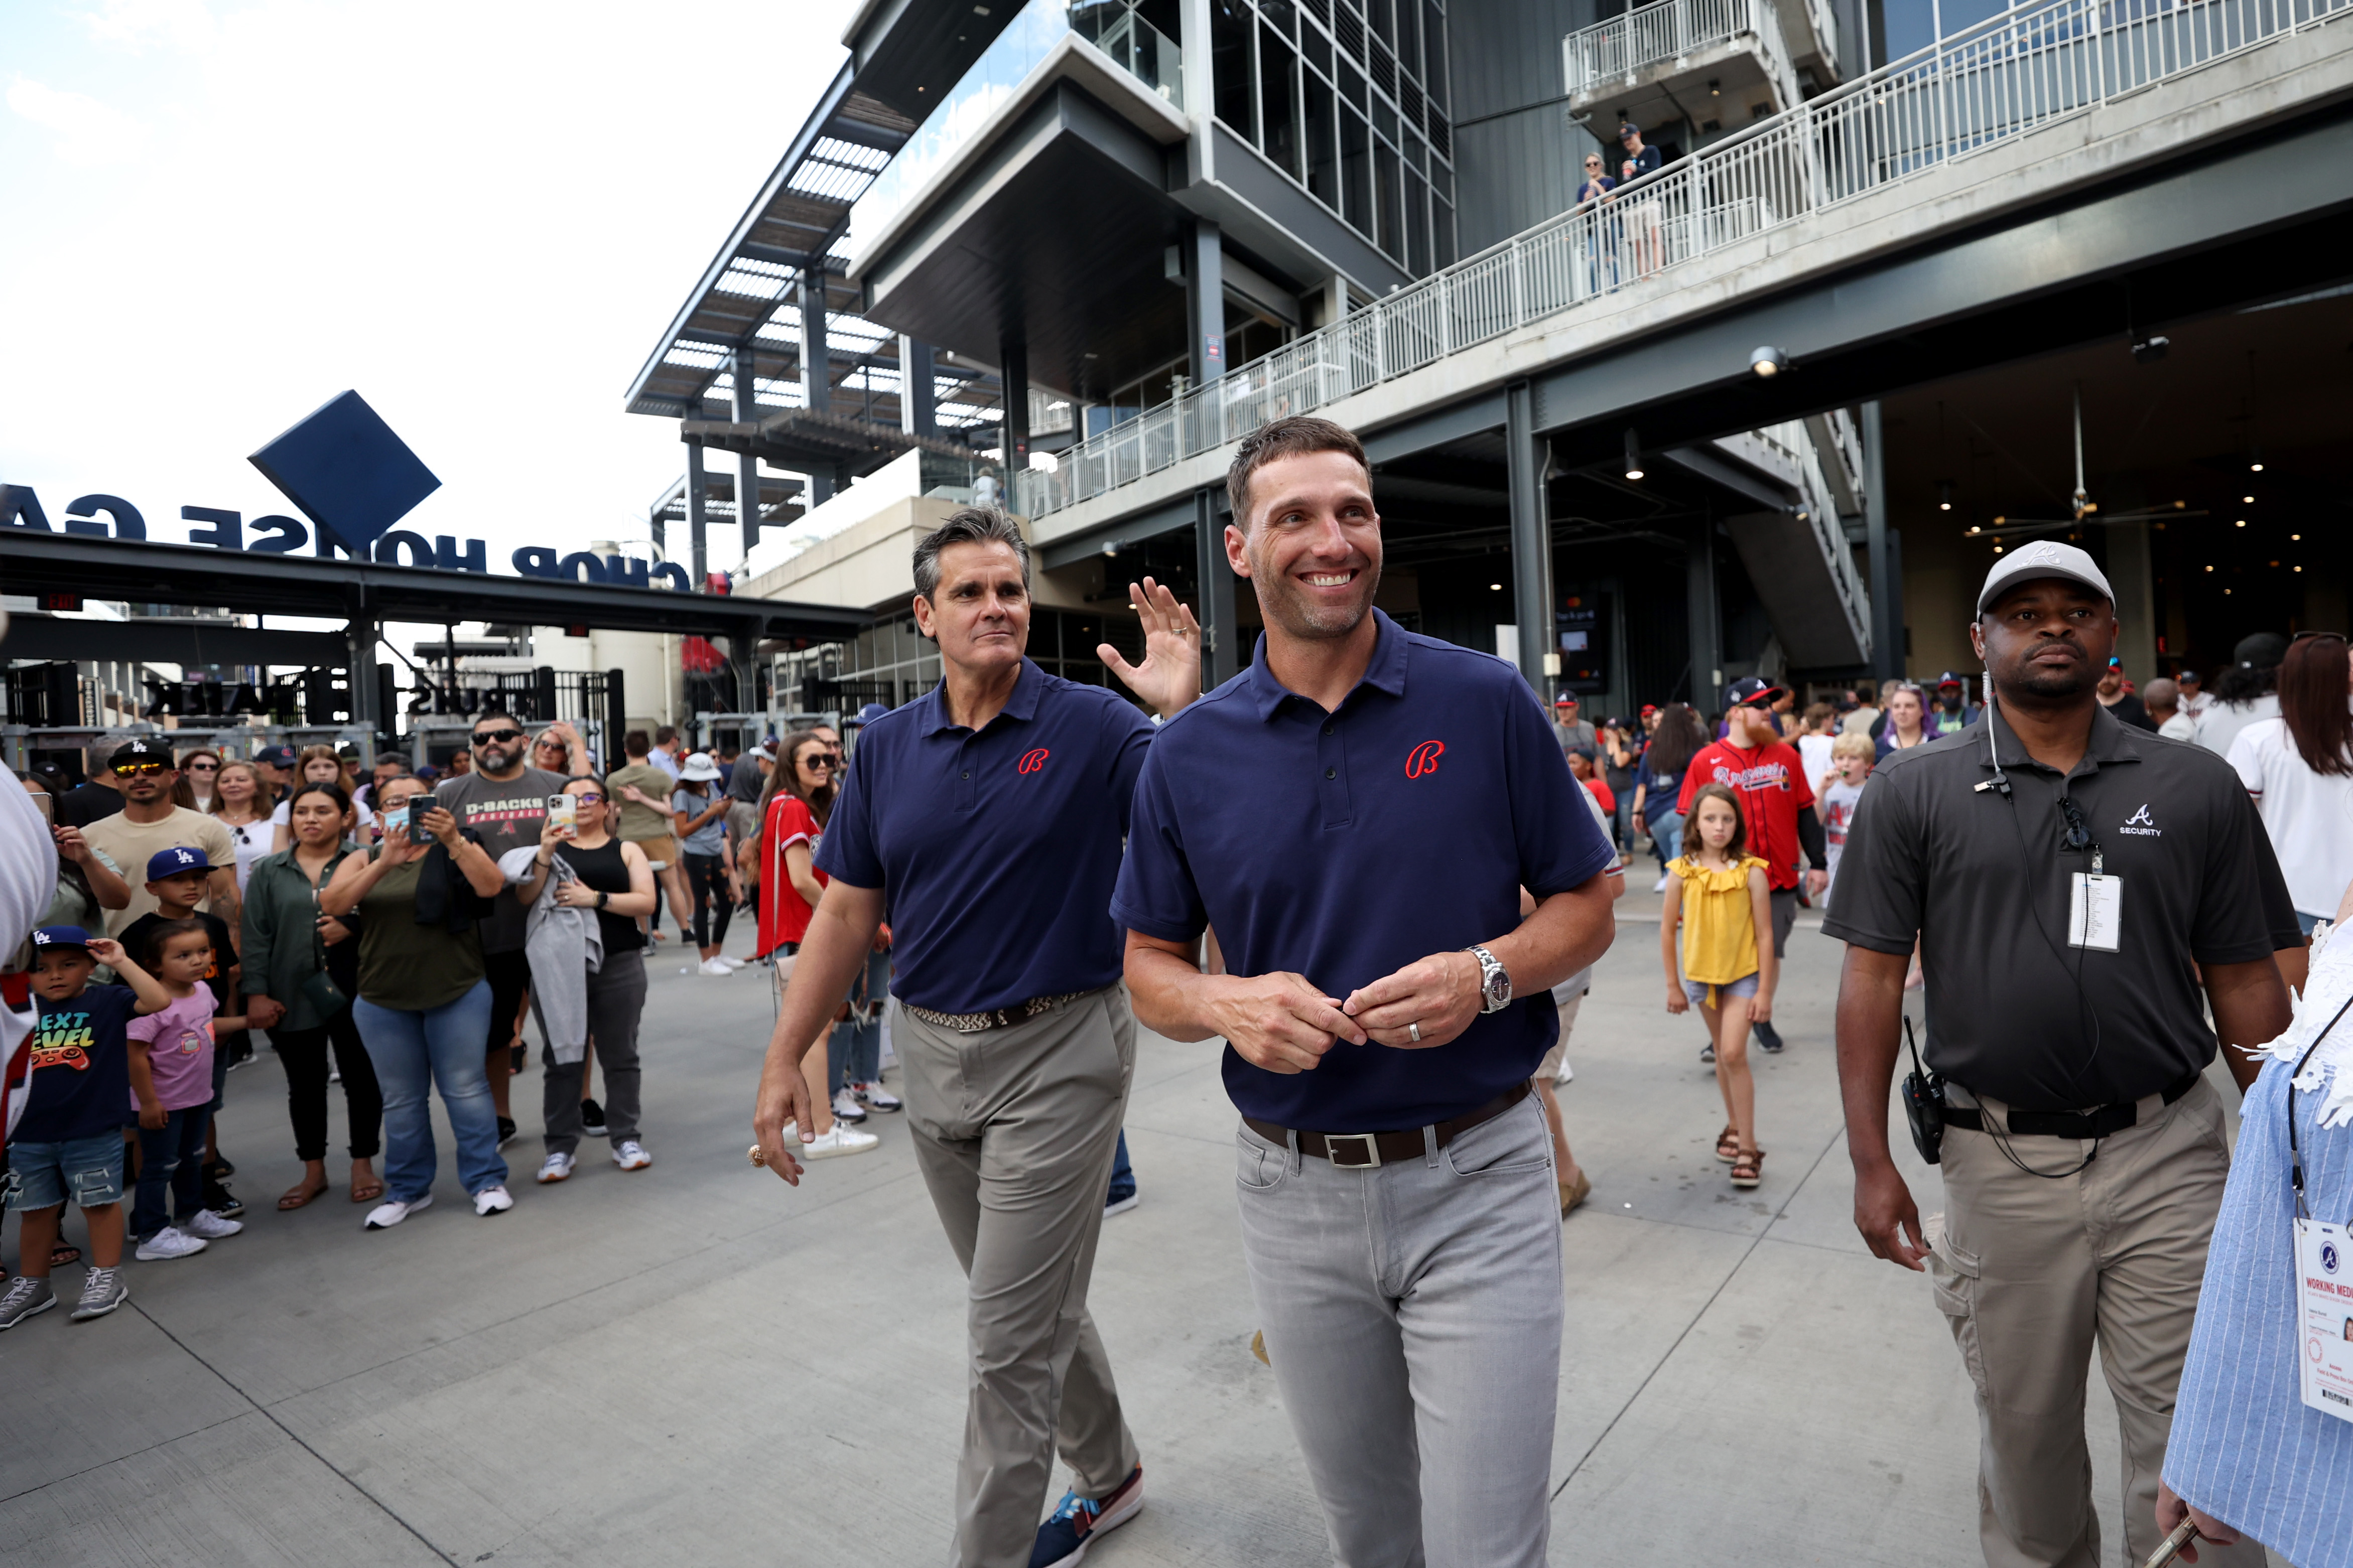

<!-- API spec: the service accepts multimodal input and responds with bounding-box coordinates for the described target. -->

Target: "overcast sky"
[2,0,856,579]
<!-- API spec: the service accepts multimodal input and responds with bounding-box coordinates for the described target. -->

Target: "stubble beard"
[1249,540,1380,642]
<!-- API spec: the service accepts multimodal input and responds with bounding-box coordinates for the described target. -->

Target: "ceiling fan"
[1962,385,2210,541]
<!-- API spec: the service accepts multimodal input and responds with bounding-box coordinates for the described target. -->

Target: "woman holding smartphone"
[513,776,658,1181]
[322,775,510,1228]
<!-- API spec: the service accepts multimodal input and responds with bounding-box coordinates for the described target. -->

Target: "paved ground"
[0,896,2264,1566]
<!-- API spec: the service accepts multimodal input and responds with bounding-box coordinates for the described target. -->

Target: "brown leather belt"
[1243,1082,1530,1169]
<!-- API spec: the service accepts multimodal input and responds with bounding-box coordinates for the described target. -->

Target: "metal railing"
[1564,0,1764,94]
[1021,0,2348,521]
[847,0,1181,267]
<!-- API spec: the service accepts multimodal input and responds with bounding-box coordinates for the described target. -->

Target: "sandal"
[279,1177,329,1211]
[1715,1124,1741,1163]
[350,1168,385,1205]
[1559,1168,1593,1217]
[1730,1148,1766,1189]
[49,1242,81,1268]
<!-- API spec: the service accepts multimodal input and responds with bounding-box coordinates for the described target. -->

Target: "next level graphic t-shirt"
[19,984,140,1143]
[127,990,216,1112]
[435,767,567,954]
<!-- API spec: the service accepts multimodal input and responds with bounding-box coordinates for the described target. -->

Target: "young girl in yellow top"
[1659,782,1776,1188]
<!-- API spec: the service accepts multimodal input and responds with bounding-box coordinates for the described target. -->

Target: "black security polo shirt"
[1823,703,2297,1110]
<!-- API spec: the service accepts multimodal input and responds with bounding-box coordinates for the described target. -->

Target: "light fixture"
[1489,583,1503,591]
[2292,532,2303,540]
[1623,429,1644,482]
[1967,525,1981,535]
[1708,78,1722,95]
[1992,544,2004,553]
[2243,495,2254,503]
[1938,480,1954,511]
[2206,564,2215,572]
[2131,336,2169,363]
[1749,345,1788,377]
[2296,565,2304,573]
[2236,520,2246,527]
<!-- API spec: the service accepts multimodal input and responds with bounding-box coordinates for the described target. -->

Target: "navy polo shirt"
[816,658,1154,1015]
[1112,610,1614,1132]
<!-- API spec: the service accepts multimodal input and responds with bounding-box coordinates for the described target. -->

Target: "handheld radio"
[1900,1016,1945,1165]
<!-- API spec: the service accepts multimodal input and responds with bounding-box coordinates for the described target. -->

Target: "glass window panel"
[1261,0,1298,36]
[1260,25,1301,178]
[1341,59,1367,111]
[1212,1,1257,140]
[1376,139,1402,260]
[1301,19,1332,77]
[1423,0,1447,107]
[1404,166,1429,274]
[1432,198,1456,268]
[1303,70,1338,208]
[1371,92,1396,141]
[1369,0,1393,46]
[1341,104,1372,233]
[1399,0,1421,80]
[1428,157,1451,205]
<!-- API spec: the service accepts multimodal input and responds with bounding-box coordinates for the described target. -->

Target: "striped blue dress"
[2164,1056,2353,1566]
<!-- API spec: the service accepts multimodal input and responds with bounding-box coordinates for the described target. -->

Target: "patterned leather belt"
[1243,1082,1531,1169]
[901,987,1100,1035]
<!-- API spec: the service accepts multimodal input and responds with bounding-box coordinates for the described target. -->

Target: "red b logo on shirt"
[1017,748,1051,774]
[1405,740,1445,779]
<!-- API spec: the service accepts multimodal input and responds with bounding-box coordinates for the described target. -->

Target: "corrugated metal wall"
[1447,0,1611,254]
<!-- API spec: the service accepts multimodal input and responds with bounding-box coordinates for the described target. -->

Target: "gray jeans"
[539,951,646,1155]
[1237,1093,1563,1568]
[895,985,1139,1567]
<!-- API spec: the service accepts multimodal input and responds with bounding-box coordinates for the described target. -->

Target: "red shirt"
[1582,777,1616,815]
[754,793,828,957]
[1677,737,1815,890]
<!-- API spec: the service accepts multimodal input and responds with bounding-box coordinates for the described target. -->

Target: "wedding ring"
[1408,1021,1421,1043]
[747,1143,766,1167]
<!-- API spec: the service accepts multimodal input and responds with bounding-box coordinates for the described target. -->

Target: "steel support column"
[1862,399,1902,681]
[1686,516,1723,712]
[733,344,763,560]
[1186,219,1226,385]
[803,269,835,507]
[685,440,711,588]
[1506,381,1553,693]
[999,333,1030,478]
[347,607,381,734]
[900,336,937,437]
[1194,487,1240,689]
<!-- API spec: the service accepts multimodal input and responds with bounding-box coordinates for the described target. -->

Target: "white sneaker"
[183,1210,243,1240]
[1554,1059,1575,1085]
[779,1121,804,1145]
[537,1152,575,1184]
[831,1088,869,1124]
[1652,874,1670,893]
[612,1139,652,1171]
[718,955,748,970]
[800,1123,879,1160]
[135,1226,209,1260]
[853,1080,903,1112]
[699,957,733,977]
[473,1185,515,1216]
[365,1194,432,1230]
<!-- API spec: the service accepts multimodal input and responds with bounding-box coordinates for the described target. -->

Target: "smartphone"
[547,794,577,831]
[2141,1518,2201,1568]
[31,791,53,825]
[409,807,435,845]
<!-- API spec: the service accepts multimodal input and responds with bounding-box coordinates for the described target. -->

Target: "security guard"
[1828,541,2298,1568]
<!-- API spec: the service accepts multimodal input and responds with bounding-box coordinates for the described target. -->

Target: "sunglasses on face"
[184,759,219,772]
[472,728,524,746]
[112,761,165,777]
[569,791,605,804]
[799,756,833,771]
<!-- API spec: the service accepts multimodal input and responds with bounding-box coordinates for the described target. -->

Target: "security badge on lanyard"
[2058,797,2120,952]
[2290,994,2353,1428]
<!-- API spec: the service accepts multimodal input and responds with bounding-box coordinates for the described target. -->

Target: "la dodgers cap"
[146,846,215,880]
[31,925,93,951]
[1976,540,2114,614]
[106,737,169,770]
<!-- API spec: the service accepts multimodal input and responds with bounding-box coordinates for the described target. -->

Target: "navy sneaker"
[1029,1465,1142,1567]
[1753,1019,1785,1054]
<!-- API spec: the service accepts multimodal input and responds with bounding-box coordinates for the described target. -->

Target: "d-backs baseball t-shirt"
[435,767,567,954]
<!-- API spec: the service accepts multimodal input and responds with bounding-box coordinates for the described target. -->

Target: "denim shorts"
[5,1133,128,1210]
[1682,973,1759,1006]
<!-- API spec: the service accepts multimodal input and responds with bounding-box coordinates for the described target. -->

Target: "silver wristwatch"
[1466,945,1512,1013]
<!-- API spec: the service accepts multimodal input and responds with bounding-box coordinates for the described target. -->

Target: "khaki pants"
[895,986,1139,1567]
[1927,1076,2260,1568]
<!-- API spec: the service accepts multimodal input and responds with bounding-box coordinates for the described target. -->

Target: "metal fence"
[1563,0,1763,93]
[1021,0,2349,520]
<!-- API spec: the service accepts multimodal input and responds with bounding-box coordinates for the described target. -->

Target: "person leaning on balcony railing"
[1617,121,1666,276]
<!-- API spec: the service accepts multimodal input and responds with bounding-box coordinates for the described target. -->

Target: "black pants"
[482,947,532,1056]
[272,1012,383,1161]
[684,851,732,949]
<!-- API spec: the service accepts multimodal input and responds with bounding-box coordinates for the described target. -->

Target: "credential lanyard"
[2289,992,2353,1222]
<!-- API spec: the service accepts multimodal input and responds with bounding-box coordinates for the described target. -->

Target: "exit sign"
[42,591,82,612]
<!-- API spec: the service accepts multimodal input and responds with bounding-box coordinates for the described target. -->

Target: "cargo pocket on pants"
[1926,1230,1989,1400]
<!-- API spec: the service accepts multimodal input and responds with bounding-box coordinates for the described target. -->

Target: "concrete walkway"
[0,903,2247,1565]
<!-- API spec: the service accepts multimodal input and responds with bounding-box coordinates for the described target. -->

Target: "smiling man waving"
[1113,416,1617,1566]
[751,506,1198,1568]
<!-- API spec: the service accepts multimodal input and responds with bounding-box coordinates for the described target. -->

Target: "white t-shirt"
[2227,716,2353,918]
[217,816,276,894]
[1818,776,1869,908]
[1551,785,1618,1003]
[271,795,375,837]
[2158,712,2198,743]
[1797,734,1836,798]
[2197,694,2279,760]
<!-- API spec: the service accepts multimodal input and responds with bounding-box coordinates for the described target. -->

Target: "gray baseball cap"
[1976,540,2114,614]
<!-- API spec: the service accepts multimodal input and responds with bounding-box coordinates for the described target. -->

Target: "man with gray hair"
[752,506,1201,1568]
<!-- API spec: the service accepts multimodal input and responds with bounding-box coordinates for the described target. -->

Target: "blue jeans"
[828,947,890,1094]
[132,1106,209,1238]
[1106,1129,1135,1203]
[354,982,506,1203]
[1648,807,1683,869]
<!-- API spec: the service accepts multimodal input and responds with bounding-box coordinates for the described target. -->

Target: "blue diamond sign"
[247,390,440,551]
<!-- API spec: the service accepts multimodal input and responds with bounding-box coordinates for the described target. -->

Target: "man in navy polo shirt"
[1115,415,1617,1566]
[750,507,1199,1568]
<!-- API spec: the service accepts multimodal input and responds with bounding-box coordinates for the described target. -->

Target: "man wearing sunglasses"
[81,739,239,936]
[435,709,569,1144]
[1829,541,2298,1568]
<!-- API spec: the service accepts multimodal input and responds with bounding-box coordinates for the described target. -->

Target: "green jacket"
[240,846,353,1032]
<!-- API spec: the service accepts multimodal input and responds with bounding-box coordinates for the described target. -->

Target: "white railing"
[1020,0,2348,522]
[1564,0,1763,94]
